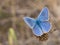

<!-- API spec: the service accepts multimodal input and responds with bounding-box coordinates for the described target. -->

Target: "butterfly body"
[35,20,42,29]
[23,7,51,36]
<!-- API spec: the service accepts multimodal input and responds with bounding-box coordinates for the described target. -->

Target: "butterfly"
[23,7,51,36]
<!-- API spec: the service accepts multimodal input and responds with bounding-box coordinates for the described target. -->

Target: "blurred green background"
[0,0,60,45]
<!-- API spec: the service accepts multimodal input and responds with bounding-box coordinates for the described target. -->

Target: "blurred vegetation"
[0,11,12,20]
[8,28,17,45]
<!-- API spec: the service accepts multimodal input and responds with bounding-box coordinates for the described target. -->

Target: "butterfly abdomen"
[36,20,42,29]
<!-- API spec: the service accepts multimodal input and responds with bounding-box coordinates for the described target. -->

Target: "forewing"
[37,7,48,21]
[32,24,43,36]
[23,17,36,28]
[40,21,51,33]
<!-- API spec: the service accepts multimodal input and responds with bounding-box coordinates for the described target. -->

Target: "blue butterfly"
[23,7,51,36]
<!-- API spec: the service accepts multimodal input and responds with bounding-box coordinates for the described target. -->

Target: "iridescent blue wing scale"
[23,17,36,28]
[37,7,48,21]
[40,21,51,33]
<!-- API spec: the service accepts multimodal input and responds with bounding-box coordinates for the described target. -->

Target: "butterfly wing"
[23,17,36,28]
[37,7,48,21]
[40,21,51,33]
[32,24,43,36]
[24,17,43,36]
